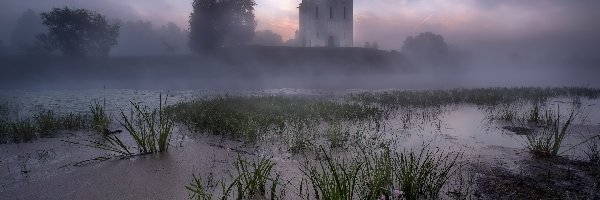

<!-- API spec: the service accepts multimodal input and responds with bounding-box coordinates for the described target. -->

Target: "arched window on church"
[315,6,319,19]
[344,7,347,19]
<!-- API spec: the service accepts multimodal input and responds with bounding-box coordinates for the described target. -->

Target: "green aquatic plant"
[394,145,462,200]
[186,156,281,200]
[233,155,279,199]
[59,112,90,131]
[584,136,600,165]
[186,174,213,200]
[359,148,394,200]
[167,96,385,142]
[0,100,9,118]
[326,120,350,149]
[10,119,37,143]
[34,110,59,137]
[525,106,574,157]
[33,109,90,138]
[527,103,541,124]
[300,146,362,200]
[350,87,600,108]
[0,118,9,144]
[90,101,110,135]
[119,95,174,154]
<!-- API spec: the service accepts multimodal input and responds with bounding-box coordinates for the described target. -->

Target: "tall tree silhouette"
[222,0,257,46]
[402,32,449,59]
[189,0,256,53]
[39,7,120,57]
[253,30,283,46]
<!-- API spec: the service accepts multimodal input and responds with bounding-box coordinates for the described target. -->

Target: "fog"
[0,0,599,90]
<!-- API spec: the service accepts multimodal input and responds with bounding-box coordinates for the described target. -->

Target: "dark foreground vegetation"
[2,87,599,199]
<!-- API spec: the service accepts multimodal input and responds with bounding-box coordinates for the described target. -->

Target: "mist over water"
[0,0,598,90]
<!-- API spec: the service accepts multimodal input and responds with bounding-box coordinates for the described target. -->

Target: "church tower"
[298,0,353,47]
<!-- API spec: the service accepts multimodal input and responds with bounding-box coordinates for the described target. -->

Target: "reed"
[525,106,574,157]
[167,96,385,142]
[394,145,462,200]
[350,87,600,108]
[119,95,174,154]
[34,110,59,137]
[359,148,394,200]
[90,101,110,135]
[10,119,37,143]
[300,146,362,200]
[186,174,212,200]
[186,155,281,200]
[59,112,90,131]
[585,136,600,165]
[233,155,278,198]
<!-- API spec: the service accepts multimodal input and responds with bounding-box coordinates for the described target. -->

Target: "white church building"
[297,0,353,47]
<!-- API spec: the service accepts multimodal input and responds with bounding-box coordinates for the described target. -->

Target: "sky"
[1,0,599,52]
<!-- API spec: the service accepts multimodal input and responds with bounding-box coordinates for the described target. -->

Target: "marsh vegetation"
[2,87,600,199]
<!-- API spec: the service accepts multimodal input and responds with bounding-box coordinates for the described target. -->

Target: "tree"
[372,42,379,50]
[189,0,223,52]
[189,0,256,53]
[222,0,257,46]
[38,7,120,57]
[253,30,283,46]
[402,32,449,61]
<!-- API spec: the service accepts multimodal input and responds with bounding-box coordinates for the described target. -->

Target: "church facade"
[297,0,353,47]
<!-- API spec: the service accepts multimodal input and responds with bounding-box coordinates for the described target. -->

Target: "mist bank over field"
[1,46,598,90]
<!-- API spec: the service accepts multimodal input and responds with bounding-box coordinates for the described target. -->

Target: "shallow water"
[0,89,599,199]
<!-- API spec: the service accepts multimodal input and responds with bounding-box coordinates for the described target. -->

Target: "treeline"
[0,0,294,57]
[0,0,462,69]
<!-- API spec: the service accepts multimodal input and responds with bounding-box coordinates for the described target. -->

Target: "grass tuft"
[10,119,37,143]
[90,101,110,135]
[394,145,462,200]
[119,94,174,154]
[233,155,278,198]
[300,146,362,200]
[186,174,212,200]
[585,136,600,165]
[167,96,385,142]
[34,110,60,137]
[186,155,281,200]
[525,106,575,158]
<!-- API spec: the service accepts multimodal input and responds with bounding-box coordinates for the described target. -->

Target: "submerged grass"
[350,87,600,108]
[167,96,385,142]
[186,155,281,200]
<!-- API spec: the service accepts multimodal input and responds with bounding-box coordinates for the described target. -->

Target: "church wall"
[298,0,353,47]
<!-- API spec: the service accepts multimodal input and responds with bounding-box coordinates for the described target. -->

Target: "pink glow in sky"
[1,0,599,50]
